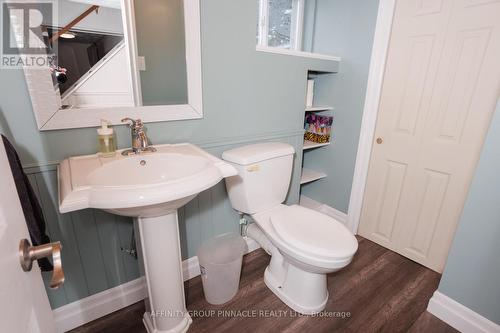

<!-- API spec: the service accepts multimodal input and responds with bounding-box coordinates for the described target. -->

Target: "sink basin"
[59,143,236,217]
[88,154,210,186]
[58,143,237,333]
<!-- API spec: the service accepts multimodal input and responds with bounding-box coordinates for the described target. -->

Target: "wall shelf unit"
[300,70,336,192]
[300,168,327,185]
[303,140,330,150]
[305,106,333,112]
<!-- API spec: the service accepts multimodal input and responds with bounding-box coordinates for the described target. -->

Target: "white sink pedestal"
[137,212,191,333]
[57,144,237,333]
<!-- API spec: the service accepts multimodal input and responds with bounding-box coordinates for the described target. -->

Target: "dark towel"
[2,135,53,271]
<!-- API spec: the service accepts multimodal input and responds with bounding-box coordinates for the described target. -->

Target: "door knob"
[19,239,65,289]
[376,137,383,144]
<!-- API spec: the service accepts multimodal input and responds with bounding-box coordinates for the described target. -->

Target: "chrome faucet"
[121,118,156,155]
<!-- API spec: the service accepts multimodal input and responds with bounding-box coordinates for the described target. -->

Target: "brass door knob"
[376,137,383,144]
[19,239,65,289]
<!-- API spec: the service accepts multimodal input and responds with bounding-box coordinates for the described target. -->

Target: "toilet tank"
[222,142,295,214]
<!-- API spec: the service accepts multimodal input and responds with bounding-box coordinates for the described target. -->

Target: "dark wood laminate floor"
[71,237,458,333]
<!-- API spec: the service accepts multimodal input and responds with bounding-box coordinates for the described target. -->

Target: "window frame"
[257,0,305,51]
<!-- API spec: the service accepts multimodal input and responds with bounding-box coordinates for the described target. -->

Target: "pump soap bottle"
[97,120,116,157]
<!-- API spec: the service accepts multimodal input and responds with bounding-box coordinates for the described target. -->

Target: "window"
[257,0,304,50]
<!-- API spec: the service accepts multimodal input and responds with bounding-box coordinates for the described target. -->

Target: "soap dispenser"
[97,120,116,157]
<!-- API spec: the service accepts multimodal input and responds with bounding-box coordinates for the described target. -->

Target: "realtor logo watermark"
[1,1,57,68]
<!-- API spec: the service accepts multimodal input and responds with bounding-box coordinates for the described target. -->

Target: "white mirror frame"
[24,0,202,131]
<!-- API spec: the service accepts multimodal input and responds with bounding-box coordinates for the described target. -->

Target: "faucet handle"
[121,117,135,128]
[121,118,143,130]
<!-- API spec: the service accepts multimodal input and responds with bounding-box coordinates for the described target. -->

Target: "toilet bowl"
[222,142,358,314]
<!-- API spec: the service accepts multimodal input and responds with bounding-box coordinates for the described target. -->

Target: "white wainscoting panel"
[53,238,260,332]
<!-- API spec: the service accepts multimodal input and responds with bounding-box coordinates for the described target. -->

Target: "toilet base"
[264,263,328,315]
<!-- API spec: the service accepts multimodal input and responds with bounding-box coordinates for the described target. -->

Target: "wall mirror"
[256,0,339,60]
[20,0,201,130]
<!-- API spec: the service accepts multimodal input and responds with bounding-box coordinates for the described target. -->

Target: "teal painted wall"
[301,0,380,213]
[0,0,339,309]
[24,167,141,309]
[437,101,500,325]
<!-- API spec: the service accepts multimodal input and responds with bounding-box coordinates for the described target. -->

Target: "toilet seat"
[270,205,358,261]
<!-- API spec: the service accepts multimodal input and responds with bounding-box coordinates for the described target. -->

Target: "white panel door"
[358,0,500,272]
[0,141,55,332]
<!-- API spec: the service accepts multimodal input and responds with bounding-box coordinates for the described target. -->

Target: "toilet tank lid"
[222,142,295,165]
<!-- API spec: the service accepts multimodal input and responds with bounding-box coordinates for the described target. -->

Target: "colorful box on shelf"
[304,113,333,144]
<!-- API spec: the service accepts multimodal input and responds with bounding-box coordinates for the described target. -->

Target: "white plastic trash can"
[197,233,247,305]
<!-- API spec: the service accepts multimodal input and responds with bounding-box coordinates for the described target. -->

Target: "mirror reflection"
[42,0,130,108]
[43,0,187,110]
[50,28,124,96]
[134,0,188,106]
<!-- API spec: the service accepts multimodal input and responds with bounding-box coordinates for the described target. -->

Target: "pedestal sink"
[58,143,237,333]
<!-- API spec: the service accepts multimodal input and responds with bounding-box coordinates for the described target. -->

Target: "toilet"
[222,142,358,315]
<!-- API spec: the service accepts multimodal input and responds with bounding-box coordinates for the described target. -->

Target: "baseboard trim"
[299,195,348,225]
[53,277,147,333]
[427,291,500,333]
[53,238,260,332]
